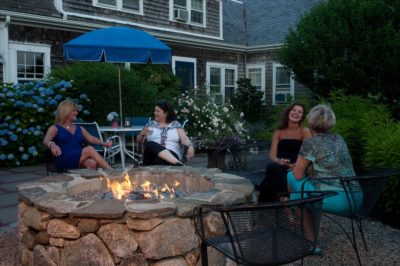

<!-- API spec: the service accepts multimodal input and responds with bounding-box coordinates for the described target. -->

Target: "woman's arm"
[136,127,152,144]
[177,128,195,161]
[269,130,285,165]
[302,127,312,140]
[81,127,112,148]
[43,125,61,156]
[292,156,310,180]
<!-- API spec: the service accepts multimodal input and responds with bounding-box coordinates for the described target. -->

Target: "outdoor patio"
[1,152,400,265]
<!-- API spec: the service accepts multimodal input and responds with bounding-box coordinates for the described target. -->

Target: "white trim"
[272,62,295,105]
[8,42,51,83]
[172,56,197,88]
[246,63,265,100]
[206,62,238,105]
[93,0,143,15]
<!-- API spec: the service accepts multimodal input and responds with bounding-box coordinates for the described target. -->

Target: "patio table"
[99,126,143,168]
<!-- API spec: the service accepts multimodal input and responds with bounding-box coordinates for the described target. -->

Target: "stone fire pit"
[17,166,255,265]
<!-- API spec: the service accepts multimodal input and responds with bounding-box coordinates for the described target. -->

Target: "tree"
[230,78,263,122]
[277,0,400,110]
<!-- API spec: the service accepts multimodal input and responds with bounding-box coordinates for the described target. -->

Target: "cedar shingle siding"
[0,0,319,105]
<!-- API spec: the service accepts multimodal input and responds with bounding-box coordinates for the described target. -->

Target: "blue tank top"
[53,124,85,170]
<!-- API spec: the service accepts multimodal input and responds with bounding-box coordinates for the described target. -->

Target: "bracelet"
[48,141,55,148]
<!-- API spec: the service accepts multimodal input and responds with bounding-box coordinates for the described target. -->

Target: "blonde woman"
[43,99,112,171]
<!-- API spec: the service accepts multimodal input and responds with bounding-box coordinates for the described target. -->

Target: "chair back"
[74,122,104,153]
[132,117,151,127]
[194,191,336,265]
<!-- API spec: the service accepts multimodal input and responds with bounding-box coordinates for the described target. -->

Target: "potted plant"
[107,112,119,128]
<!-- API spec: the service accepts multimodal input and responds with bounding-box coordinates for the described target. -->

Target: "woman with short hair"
[288,104,361,215]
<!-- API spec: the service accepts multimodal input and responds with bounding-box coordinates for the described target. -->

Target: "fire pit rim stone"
[17,166,255,219]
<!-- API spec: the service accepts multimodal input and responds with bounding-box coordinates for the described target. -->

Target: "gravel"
[1,215,399,265]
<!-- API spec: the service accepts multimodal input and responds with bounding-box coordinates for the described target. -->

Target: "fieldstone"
[173,198,208,218]
[134,217,198,260]
[126,217,164,231]
[46,246,60,264]
[49,238,65,247]
[18,201,29,219]
[47,219,80,239]
[126,201,176,219]
[99,216,127,225]
[70,199,126,219]
[33,245,57,266]
[200,246,226,266]
[21,248,34,266]
[119,254,147,266]
[98,223,138,258]
[212,190,246,204]
[59,233,114,266]
[152,256,187,266]
[35,199,81,218]
[21,230,37,250]
[22,206,50,231]
[185,248,200,266]
[35,231,50,245]
[213,179,254,197]
[77,218,99,233]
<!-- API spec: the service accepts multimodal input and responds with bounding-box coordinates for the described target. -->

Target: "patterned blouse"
[146,120,183,159]
[299,132,355,189]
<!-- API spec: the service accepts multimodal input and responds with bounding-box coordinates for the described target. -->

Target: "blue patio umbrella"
[63,26,171,121]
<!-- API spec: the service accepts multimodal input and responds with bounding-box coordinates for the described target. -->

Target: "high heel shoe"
[174,161,184,166]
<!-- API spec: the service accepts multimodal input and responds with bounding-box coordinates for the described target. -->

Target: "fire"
[101,173,181,200]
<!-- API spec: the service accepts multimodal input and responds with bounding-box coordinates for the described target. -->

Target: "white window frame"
[272,62,295,105]
[93,0,143,15]
[169,0,206,27]
[8,42,51,84]
[206,62,238,105]
[246,64,265,101]
[172,56,197,89]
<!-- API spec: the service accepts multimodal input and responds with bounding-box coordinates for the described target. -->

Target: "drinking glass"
[124,117,131,127]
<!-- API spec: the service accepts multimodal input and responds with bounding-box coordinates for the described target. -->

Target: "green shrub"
[51,62,181,124]
[230,78,263,122]
[0,79,90,167]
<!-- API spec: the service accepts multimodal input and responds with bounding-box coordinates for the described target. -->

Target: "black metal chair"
[300,167,400,265]
[194,191,336,266]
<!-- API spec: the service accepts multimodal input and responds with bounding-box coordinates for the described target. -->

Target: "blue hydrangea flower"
[14,100,25,107]
[0,154,6,160]
[0,138,8,146]
[6,91,14,97]
[83,110,90,115]
[55,94,63,100]
[7,154,14,160]
[80,93,88,99]
[64,81,72,88]
[49,99,57,105]
[28,146,37,155]
[37,107,44,113]
[19,146,24,152]
[10,134,18,141]
[9,124,16,130]
[22,129,29,134]
[21,154,29,160]
[33,130,41,136]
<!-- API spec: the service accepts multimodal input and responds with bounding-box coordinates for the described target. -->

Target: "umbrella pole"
[118,66,123,126]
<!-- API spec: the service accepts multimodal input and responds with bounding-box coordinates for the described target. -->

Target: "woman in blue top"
[288,104,362,215]
[43,99,112,171]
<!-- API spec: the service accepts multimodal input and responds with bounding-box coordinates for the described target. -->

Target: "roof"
[0,0,62,18]
[223,0,320,46]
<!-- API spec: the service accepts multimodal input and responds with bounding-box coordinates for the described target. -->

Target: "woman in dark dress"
[258,102,311,202]
[43,99,113,171]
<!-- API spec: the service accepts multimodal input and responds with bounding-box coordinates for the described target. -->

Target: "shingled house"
[0,0,318,105]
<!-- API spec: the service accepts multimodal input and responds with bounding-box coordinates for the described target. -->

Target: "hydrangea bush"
[0,79,91,167]
[175,93,249,149]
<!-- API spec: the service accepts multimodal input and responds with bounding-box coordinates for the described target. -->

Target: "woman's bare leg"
[80,146,112,169]
[81,158,97,169]
[158,150,180,164]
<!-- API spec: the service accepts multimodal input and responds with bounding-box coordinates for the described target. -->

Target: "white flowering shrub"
[175,93,249,149]
[0,79,91,167]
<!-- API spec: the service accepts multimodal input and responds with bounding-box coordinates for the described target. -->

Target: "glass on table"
[124,117,131,127]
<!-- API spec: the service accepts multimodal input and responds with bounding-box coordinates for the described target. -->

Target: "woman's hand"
[103,140,113,148]
[50,143,62,157]
[186,146,195,161]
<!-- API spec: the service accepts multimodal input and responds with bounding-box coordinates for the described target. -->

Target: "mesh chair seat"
[301,167,400,265]
[194,191,336,266]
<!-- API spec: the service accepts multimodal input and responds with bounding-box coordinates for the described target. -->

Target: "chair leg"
[350,219,362,266]
[201,242,209,266]
[356,218,368,251]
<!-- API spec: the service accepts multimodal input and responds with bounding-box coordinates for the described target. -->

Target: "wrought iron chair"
[194,191,336,266]
[300,167,400,265]
[75,122,124,167]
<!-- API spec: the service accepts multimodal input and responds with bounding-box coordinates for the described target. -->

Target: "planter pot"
[206,147,226,169]
[111,120,119,128]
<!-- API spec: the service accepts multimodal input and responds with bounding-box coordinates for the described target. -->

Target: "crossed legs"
[80,146,112,169]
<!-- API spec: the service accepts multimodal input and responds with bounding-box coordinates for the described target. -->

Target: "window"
[272,63,295,104]
[172,0,205,25]
[9,43,51,83]
[172,56,196,92]
[206,63,237,105]
[94,0,142,13]
[246,64,265,100]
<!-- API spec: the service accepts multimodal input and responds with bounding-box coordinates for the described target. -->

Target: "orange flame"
[102,173,181,200]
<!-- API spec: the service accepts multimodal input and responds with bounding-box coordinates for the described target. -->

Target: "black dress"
[258,139,303,202]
